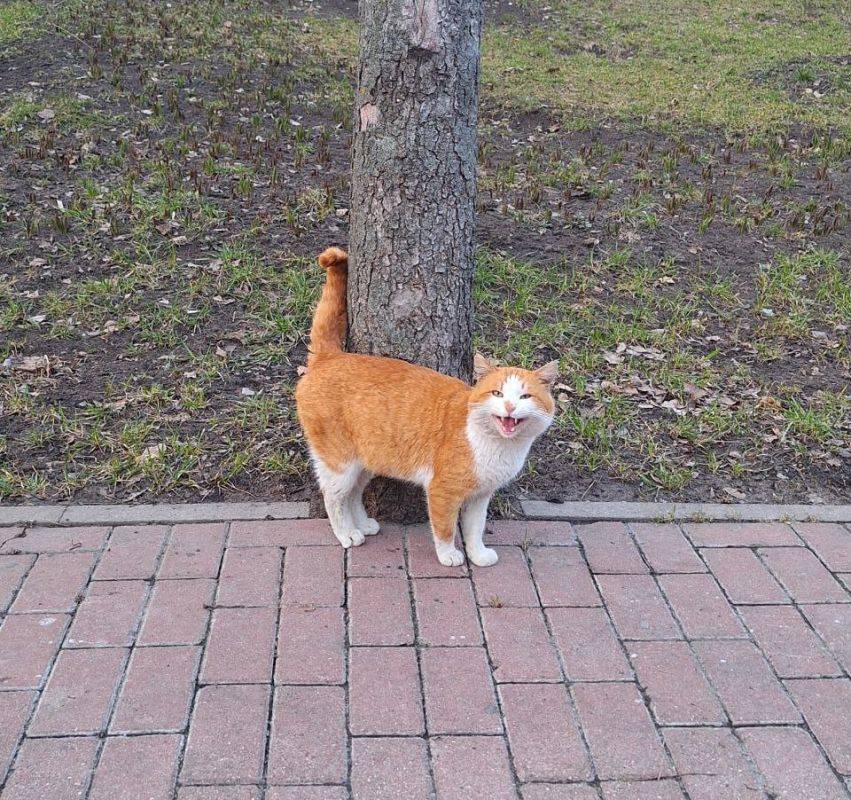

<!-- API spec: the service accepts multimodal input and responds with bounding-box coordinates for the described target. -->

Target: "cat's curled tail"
[308,247,348,366]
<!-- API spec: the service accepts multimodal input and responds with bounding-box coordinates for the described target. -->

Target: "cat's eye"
[491,390,503,397]
[520,393,531,400]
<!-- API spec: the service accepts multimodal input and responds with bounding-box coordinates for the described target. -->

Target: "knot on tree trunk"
[402,0,441,53]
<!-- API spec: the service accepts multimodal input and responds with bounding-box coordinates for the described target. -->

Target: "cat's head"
[467,352,558,440]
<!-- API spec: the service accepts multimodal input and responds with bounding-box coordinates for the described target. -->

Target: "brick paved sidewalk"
[0,518,849,800]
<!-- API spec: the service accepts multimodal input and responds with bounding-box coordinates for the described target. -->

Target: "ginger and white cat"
[295,247,557,567]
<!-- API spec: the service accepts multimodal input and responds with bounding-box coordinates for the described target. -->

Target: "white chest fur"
[466,419,533,493]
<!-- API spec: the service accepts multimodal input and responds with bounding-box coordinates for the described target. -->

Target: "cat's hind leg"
[349,470,380,536]
[314,458,366,548]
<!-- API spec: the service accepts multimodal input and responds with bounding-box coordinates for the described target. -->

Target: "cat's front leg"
[426,485,465,567]
[461,493,498,567]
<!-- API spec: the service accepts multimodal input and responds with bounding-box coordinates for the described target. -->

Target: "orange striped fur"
[295,247,558,567]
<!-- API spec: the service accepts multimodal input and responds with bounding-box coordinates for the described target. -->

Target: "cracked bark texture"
[348,0,482,383]
[348,0,482,522]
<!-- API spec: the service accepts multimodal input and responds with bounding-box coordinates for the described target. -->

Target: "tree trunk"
[348,0,482,521]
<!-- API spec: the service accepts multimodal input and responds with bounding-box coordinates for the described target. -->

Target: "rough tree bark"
[347,0,483,521]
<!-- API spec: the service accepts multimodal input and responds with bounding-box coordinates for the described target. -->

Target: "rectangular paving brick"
[577,522,647,573]
[547,607,632,681]
[0,612,69,689]
[700,548,788,604]
[10,552,95,613]
[572,682,674,780]
[739,605,841,677]
[528,546,600,607]
[682,522,800,547]
[413,577,481,646]
[499,683,591,781]
[89,733,182,800]
[793,522,851,571]
[522,786,599,800]
[631,523,706,573]
[228,518,330,547]
[0,690,36,783]
[800,604,851,671]
[93,525,168,579]
[430,736,518,800]
[275,606,345,684]
[488,519,576,545]
[597,574,681,640]
[663,726,764,800]
[216,546,281,606]
[29,647,128,735]
[266,789,346,800]
[180,788,262,800]
[628,641,725,725]
[481,606,562,682]
[281,546,343,606]
[0,525,108,554]
[110,645,200,733]
[267,685,347,785]
[406,525,468,577]
[693,640,800,724]
[348,577,413,645]
[347,527,406,577]
[137,578,214,645]
[0,527,23,547]
[739,726,846,800]
[350,646,424,735]
[785,678,851,773]
[158,523,226,579]
[181,683,270,785]
[758,546,848,603]
[601,781,685,800]
[658,574,744,638]
[65,579,149,647]
[1,736,99,800]
[471,546,538,606]
[421,646,501,734]
[0,553,34,612]
[200,606,277,683]
[351,737,433,800]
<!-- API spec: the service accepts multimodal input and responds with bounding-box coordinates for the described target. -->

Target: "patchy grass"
[0,1,42,45]
[485,0,851,138]
[0,0,849,505]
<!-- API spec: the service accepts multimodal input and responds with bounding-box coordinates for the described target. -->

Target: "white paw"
[437,547,465,567]
[468,547,499,567]
[336,529,365,548]
[361,518,380,536]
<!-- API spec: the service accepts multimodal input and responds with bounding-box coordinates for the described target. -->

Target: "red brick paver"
[351,737,432,800]
[431,735,518,800]
[572,681,674,780]
[10,552,95,613]
[349,646,424,736]
[663,726,765,800]
[0,516,848,799]
[421,646,501,734]
[348,576,414,645]
[1,736,99,800]
[628,640,725,725]
[739,726,847,800]
[89,733,182,800]
[499,682,591,781]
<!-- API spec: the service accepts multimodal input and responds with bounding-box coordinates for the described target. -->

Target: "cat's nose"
[504,401,515,415]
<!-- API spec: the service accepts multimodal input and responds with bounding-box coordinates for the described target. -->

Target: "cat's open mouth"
[494,416,523,437]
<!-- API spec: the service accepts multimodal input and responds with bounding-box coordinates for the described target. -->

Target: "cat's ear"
[473,352,496,381]
[535,360,559,386]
